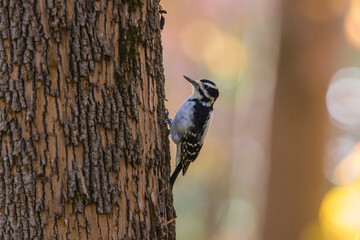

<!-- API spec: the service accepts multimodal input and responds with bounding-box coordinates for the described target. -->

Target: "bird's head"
[184,75,219,104]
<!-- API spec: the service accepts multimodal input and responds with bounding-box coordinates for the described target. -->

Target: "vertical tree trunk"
[0,0,175,239]
[262,1,338,239]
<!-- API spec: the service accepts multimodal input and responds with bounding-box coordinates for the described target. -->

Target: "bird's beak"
[183,75,199,86]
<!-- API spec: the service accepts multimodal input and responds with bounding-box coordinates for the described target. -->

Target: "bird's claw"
[164,109,172,125]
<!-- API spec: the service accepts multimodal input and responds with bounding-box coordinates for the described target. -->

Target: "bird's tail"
[175,143,181,166]
[170,163,182,188]
[170,144,182,188]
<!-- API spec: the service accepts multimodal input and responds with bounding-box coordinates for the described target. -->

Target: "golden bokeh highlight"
[320,181,360,240]
[299,220,325,240]
[180,19,246,80]
[344,0,360,49]
[203,33,246,80]
[180,20,221,63]
[332,142,360,185]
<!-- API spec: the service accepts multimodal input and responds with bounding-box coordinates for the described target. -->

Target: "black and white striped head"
[184,75,219,104]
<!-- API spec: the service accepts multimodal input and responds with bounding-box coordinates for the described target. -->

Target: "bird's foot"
[164,109,172,125]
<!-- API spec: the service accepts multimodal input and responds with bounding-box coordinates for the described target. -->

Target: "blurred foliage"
[162,0,360,239]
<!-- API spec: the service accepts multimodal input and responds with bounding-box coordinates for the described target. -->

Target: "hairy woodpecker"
[170,75,219,187]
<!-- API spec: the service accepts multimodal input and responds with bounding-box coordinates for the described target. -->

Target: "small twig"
[163,218,176,226]
[159,186,169,194]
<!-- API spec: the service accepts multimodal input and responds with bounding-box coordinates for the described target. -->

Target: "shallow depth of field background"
[162,0,360,239]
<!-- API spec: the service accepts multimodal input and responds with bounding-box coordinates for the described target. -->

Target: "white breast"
[170,98,195,144]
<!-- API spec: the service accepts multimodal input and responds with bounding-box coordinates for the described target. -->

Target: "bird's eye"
[204,85,209,90]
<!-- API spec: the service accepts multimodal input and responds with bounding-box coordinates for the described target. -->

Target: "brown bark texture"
[262,1,337,240]
[0,0,175,239]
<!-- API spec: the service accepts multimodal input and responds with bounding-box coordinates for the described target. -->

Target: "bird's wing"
[180,131,203,175]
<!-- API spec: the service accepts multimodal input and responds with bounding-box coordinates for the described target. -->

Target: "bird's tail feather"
[175,143,181,165]
[170,163,182,188]
[171,144,182,188]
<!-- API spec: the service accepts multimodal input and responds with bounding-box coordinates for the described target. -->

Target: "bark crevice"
[0,0,175,239]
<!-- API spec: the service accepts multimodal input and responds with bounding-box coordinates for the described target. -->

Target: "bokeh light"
[326,67,360,129]
[180,20,221,64]
[326,136,360,185]
[203,33,246,80]
[344,0,360,49]
[162,0,360,239]
[320,181,360,240]
[332,142,360,185]
[324,66,360,239]
[180,19,246,80]
[299,220,325,240]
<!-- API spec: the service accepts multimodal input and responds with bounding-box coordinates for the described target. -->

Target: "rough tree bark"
[0,0,175,239]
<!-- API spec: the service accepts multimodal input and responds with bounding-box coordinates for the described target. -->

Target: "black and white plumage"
[170,75,219,187]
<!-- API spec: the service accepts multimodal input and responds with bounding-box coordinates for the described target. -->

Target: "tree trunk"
[0,0,175,239]
[262,1,338,239]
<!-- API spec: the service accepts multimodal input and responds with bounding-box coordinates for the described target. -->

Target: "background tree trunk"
[0,0,175,239]
[262,1,338,239]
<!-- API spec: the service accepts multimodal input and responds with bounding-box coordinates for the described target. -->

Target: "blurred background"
[161,0,360,239]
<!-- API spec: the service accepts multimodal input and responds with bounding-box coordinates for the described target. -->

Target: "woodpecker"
[169,75,219,187]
